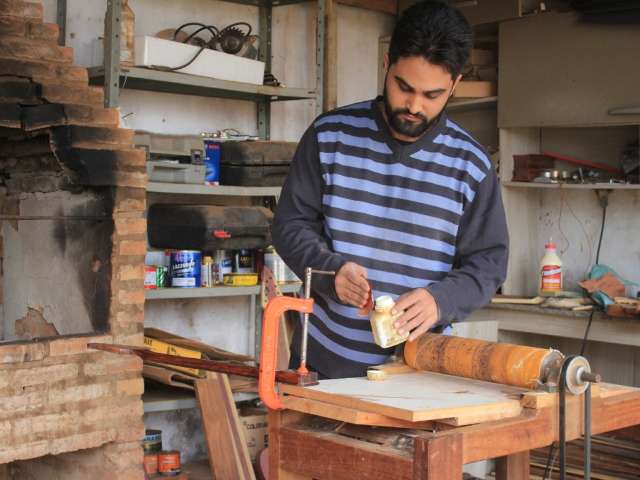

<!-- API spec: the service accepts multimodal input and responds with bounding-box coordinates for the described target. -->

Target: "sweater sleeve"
[272,125,346,299]
[426,166,509,324]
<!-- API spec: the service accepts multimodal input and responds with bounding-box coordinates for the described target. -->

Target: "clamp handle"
[259,296,314,410]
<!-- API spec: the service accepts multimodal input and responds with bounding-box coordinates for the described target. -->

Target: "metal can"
[233,249,254,274]
[144,265,157,289]
[170,250,202,288]
[143,454,159,475]
[214,250,233,284]
[201,256,213,288]
[156,266,168,288]
[142,429,162,453]
[158,450,181,475]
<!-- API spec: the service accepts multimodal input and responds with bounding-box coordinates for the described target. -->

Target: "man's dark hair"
[388,1,473,79]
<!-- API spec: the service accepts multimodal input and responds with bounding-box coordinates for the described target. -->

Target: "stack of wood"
[529,434,640,479]
[607,297,640,319]
[454,48,497,98]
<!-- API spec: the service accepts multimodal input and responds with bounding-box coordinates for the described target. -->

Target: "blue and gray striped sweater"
[273,98,508,379]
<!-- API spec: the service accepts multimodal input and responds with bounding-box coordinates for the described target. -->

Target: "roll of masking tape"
[366,368,387,381]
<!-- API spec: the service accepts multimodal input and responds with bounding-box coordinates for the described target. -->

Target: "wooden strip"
[323,0,337,112]
[337,0,397,15]
[195,375,256,480]
[413,434,463,479]
[495,450,530,480]
[282,395,434,429]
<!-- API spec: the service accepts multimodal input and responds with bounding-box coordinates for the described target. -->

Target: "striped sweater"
[273,98,508,379]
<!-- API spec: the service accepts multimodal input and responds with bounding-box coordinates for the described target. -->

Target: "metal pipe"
[584,383,592,480]
[299,267,313,369]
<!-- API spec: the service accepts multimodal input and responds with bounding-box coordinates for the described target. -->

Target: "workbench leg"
[495,450,530,480]
[268,409,311,480]
[413,434,463,479]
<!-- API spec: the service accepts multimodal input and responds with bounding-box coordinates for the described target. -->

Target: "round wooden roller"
[404,334,564,390]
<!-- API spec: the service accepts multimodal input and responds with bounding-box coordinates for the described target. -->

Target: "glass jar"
[369,295,409,349]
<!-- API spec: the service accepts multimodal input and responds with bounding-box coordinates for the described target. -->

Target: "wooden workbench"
[267,376,640,479]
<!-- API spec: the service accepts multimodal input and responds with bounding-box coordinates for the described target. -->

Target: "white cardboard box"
[134,36,265,85]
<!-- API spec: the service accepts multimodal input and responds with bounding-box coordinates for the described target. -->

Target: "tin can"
[203,140,220,186]
[214,250,233,284]
[233,249,254,274]
[144,265,157,290]
[170,250,201,288]
[223,273,259,286]
[156,266,168,288]
[142,429,162,453]
[158,450,181,475]
[143,454,159,475]
[201,256,213,288]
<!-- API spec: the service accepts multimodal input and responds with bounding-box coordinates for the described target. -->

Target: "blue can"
[203,140,221,185]
[170,250,202,288]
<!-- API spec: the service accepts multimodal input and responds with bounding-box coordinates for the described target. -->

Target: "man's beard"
[382,85,446,139]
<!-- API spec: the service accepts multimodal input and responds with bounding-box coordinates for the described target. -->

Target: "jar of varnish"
[369,296,409,349]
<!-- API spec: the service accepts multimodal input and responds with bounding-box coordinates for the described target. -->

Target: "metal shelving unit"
[143,389,258,413]
[502,181,640,190]
[146,182,281,197]
[448,96,497,113]
[99,0,325,139]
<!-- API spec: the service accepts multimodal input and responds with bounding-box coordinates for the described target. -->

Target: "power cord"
[541,189,609,480]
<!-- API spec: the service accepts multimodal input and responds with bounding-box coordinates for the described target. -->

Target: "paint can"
[158,450,181,476]
[213,249,233,284]
[233,249,254,274]
[170,250,201,288]
[143,454,159,475]
[144,265,157,289]
[142,429,162,453]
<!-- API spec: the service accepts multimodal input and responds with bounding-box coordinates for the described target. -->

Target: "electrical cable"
[541,191,609,480]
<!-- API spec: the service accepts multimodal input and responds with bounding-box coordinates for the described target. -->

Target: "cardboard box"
[134,36,265,85]
[239,413,268,462]
[453,81,497,98]
[143,336,202,377]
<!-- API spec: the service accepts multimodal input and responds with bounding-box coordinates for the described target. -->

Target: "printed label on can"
[144,266,157,289]
[170,251,202,288]
[541,265,562,291]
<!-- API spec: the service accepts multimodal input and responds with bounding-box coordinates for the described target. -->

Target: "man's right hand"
[335,262,370,308]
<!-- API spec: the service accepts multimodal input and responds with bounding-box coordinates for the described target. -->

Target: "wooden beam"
[413,434,463,480]
[323,0,338,112]
[338,0,398,15]
[495,451,530,480]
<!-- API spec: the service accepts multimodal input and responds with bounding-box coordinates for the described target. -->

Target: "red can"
[143,454,158,475]
[158,450,181,475]
[144,265,157,289]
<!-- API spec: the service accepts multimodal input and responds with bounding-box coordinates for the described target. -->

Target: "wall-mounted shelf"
[448,96,497,113]
[88,67,317,103]
[502,181,640,190]
[146,182,282,197]
[145,283,302,300]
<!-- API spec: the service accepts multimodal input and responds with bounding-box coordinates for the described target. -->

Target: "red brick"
[63,104,120,127]
[115,420,145,443]
[47,334,112,357]
[13,363,79,387]
[49,430,114,455]
[0,342,46,364]
[83,355,141,377]
[118,240,146,256]
[0,388,46,416]
[28,21,59,41]
[0,15,25,36]
[0,37,73,64]
[0,58,87,83]
[0,1,43,21]
[40,82,104,106]
[112,333,144,347]
[113,170,147,188]
[118,264,145,281]
[115,217,146,236]
[117,289,145,306]
[49,382,112,404]
[103,440,144,470]
[0,440,49,464]
[12,411,75,437]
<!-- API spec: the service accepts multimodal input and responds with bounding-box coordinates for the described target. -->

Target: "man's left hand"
[392,289,439,342]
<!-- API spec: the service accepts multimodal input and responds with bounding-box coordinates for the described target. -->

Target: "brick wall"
[0,0,147,477]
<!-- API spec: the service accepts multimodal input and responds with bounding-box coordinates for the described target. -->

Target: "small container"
[539,240,563,295]
[369,296,409,349]
[156,266,168,288]
[170,250,202,288]
[201,255,213,287]
[143,454,159,475]
[233,249,254,274]
[142,429,162,453]
[144,265,157,290]
[158,450,181,476]
[223,273,259,286]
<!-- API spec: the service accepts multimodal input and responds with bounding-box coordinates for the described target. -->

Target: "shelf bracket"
[104,0,122,108]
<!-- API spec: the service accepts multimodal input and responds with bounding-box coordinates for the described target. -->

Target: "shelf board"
[88,66,316,102]
[448,96,497,112]
[146,182,281,196]
[145,282,302,300]
[143,389,257,413]
[502,181,640,190]
[217,0,308,5]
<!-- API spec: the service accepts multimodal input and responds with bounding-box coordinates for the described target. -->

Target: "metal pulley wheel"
[562,356,600,395]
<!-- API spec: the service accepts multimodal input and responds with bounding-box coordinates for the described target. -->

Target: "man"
[273,0,508,379]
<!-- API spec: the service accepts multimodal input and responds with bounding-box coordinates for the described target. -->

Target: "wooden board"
[281,371,525,423]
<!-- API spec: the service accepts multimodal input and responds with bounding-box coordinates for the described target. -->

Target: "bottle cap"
[374,295,395,311]
[545,242,556,249]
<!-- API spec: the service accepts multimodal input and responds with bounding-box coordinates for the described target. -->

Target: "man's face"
[383,55,460,140]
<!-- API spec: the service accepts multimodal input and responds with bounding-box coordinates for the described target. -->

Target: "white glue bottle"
[539,240,563,295]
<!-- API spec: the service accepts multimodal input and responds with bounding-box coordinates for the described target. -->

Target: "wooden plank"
[413,434,463,480]
[268,410,311,480]
[282,395,434,429]
[338,0,397,15]
[495,451,530,480]
[280,371,524,422]
[323,0,337,112]
[195,375,256,480]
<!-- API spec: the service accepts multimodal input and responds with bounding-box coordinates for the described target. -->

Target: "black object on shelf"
[220,141,296,187]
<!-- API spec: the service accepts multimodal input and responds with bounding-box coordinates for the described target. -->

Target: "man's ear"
[383,52,390,72]
[450,73,463,97]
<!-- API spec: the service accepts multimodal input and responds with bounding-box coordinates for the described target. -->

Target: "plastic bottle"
[369,296,409,349]
[539,240,563,295]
